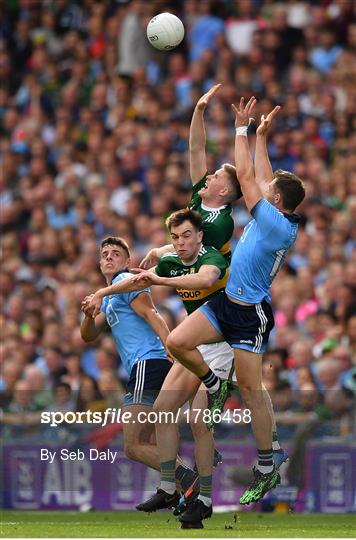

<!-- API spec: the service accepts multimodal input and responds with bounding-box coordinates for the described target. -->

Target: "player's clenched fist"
[81,294,95,317]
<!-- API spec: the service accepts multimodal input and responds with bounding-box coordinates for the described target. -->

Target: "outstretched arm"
[255,106,280,197]
[87,275,149,318]
[190,84,221,184]
[231,97,263,212]
[131,265,221,290]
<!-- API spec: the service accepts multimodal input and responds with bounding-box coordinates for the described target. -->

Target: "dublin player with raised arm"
[164,96,305,511]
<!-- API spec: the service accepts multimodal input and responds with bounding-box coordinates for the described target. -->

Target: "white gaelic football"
[146,12,184,51]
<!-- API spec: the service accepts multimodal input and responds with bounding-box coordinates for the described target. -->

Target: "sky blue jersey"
[226,199,300,303]
[101,272,167,375]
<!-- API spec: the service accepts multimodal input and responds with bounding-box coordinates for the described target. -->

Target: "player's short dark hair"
[165,209,202,232]
[100,236,130,258]
[273,169,305,212]
[222,163,243,202]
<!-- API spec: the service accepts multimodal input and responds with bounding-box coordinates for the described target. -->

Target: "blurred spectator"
[23,364,53,409]
[309,27,343,73]
[0,380,42,439]
[75,375,106,413]
[225,0,267,55]
[187,1,225,62]
[60,351,84,392]
[46,381,75,413]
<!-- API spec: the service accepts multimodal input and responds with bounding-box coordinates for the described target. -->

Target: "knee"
[238,379,263,405]
[166,331,184,355]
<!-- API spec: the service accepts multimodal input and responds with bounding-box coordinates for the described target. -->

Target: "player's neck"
[274,200,291,215]
[180,246,201,265]
[279,204,293,215]
[104,273,114,285]
[104,267,129,284]
[201,194,225,210]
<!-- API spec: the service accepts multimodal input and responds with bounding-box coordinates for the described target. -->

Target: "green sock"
[198,475,212,505]
[160,459,176,494]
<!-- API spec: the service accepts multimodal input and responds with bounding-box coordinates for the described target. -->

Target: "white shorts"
[198,341,236,382]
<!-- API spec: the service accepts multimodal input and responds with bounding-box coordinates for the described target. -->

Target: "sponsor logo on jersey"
[239,340,253,344]
[178,290,201,299]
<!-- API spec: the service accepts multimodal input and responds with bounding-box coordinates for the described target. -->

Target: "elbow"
[80,330,94,343]
[138,309,152,322]
[235,163,254,181]
[236,171,253,186]
[201,277,215,289]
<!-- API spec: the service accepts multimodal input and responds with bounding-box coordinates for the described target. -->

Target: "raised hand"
[256,106,281,137]
[231,96,256,128]
[139,249,159,270]
[195,83,222,111]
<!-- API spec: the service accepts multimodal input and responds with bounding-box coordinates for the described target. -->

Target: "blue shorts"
[200,291,274,353]
[124,358,172,406]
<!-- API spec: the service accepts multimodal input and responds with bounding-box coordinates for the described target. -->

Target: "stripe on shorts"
[253,303,268,353]
[133,360,146,403]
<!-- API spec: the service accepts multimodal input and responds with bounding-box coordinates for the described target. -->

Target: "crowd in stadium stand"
[0,0,355,443]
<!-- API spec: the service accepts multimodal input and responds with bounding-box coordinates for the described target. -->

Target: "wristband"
[235,126,248,136]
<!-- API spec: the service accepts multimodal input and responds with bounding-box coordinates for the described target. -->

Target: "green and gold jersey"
[189,173,234,264]
[155,245,228,315]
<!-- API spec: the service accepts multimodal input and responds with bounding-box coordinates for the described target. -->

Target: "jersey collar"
[111,268,129,283]
[201,202,227,211]
[181,252,200,266]
[282,212,300,223]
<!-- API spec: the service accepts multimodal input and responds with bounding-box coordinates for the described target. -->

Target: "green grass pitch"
[1,510,355,538]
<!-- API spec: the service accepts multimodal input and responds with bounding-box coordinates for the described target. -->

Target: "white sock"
[272,440,281,451]
[198,494,212,507]
[206,379,220,394]
[159,481,176,494]
[257,464,274,474]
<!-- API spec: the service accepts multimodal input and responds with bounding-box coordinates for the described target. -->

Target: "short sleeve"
[112,273,151,305]
[201,251,227,280]
[155,259,165,277]
[123,289,151,305]
[155,256,171,277]
[250,199,286,235]
[100,296,108,314]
